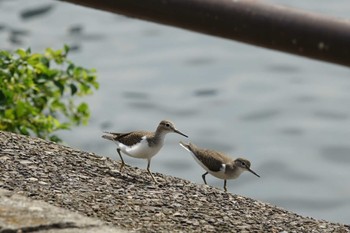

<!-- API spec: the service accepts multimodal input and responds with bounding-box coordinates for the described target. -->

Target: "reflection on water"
[2,0,350,224]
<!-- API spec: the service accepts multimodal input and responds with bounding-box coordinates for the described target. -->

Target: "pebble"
[27,177,38,182]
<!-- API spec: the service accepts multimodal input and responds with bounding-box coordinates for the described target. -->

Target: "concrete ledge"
[0,189,124,232]
[0,131,349,232]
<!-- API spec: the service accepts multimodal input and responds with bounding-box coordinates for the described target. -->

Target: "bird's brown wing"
[107,131,151,146]
[189,146,228,172]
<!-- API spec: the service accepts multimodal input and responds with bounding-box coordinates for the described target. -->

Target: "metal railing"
[60,0,350,67]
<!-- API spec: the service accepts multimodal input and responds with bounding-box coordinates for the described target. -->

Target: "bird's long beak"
[174,129,188,138]
[247,168,260,178]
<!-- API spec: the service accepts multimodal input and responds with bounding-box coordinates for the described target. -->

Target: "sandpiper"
[102,120,188,182]
[179,141,260,192]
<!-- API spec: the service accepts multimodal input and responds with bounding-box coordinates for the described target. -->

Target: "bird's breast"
[118,137,163,159]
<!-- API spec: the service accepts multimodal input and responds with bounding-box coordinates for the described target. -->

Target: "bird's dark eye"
[241,162,246,166]
[165,123,170,127]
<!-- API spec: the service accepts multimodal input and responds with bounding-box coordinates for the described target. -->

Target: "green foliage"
[0,46,99,142]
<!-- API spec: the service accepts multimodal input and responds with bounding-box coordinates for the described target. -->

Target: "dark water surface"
[1,0,350,224]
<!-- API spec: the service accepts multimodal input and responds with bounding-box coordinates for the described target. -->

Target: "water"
[1,0,350,224]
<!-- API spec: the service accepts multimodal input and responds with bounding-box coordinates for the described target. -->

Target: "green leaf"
[0,50,11,58]
[57,122,71,130]
[66,63,75,76]
[70,84,78,95]
[0,90,6,105]
[16,101,27,118]
[53,80,65,96]
[0,46,99,142]
[4,109,14,119]
[49,135,62,143]
[16,49,28,58]
[19,125,30,135]
[35,62,49,74]
[27,53,42,66]
[64,44,70,54]
[77,102,88,114]
[51,100,66,112]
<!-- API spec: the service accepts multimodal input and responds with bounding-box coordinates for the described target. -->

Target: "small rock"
[27,177,38,182]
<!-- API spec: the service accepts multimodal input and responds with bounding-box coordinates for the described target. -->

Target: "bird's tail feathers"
[179,141,192,152]
[103,131,118,135]
[101,133,115,141]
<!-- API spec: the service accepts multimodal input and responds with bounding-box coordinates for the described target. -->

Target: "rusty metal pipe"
[60,0,350,67]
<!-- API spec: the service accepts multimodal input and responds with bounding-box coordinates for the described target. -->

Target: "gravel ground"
[0,131,349,232]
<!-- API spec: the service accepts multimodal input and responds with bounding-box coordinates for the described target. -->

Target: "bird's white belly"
[117,137,163,159]
[209,170,233,180]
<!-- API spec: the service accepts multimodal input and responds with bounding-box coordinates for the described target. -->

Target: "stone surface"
[0,131,349,232]
[0,188,124,233]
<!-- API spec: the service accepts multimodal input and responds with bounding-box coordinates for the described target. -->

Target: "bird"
[102,120,188,182]
[179,141,260,192]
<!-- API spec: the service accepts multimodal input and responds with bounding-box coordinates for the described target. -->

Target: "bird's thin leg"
[117,148,125,172]
[147,159,157,183]
[202,172,208,184]
[223,180,227,192]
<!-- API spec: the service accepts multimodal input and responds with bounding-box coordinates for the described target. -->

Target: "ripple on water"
[185,57,215,66]
[68,25,83,35]
[295,95,317,103]
[313,110,349,120]
[20,4,54,20]
[265,64,301,74]
[240,109,281,121]
[193,88,218,97]
[66,25,104,41]
[319,145,350,164]
[279,127,304,136]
